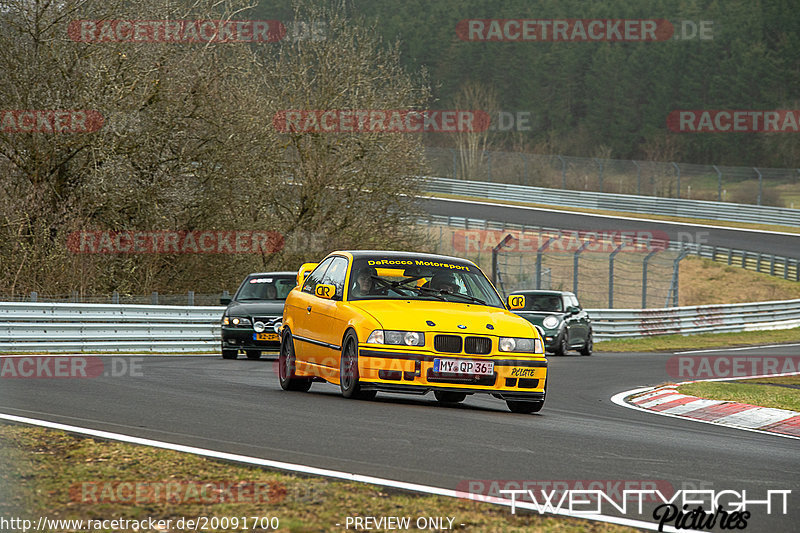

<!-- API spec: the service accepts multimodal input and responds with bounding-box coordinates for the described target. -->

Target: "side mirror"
[220,297,231,305]
[314,283,336,300]
[566,305,579,315]
[507,294,525,310]
[297,262,318,287]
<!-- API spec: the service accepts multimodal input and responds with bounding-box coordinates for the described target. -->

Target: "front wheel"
[340,333,376,400]
[579,331,593,356]
[553,332,568,356]
[278,331,312,392]
[221,347,238,360]
[434,391,467,404]
[506,400,544,414]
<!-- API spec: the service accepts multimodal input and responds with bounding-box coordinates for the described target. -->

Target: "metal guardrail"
[423,176,800,227]
[0,302,224,353]
[1,300,798,352]
[588,299,800,341]
[418,214,800,281]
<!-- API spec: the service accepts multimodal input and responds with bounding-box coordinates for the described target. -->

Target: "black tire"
[434,391,467,404]
[245,350,261,360]
[221,348,238,359]
[340,332,376,400]
[553,332,568,356]
[278,330,312,392]
[506,400,544,414]
[579,331,593,356]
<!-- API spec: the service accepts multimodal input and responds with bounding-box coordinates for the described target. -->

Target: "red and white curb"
[611,378,800,439]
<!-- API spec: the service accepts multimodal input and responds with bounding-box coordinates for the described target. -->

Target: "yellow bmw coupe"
[279,251,548,413]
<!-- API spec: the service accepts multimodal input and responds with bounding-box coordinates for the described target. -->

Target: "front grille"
[465,336,491,354]
[434,334,462,353]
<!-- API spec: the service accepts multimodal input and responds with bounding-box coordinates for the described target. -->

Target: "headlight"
[366,330,425,346]
[230,317,251,326]
[499,337,538,353]
[222,316,229,326]
[273,321,282,333]
[253,321,265,333]
[542,315,560,329]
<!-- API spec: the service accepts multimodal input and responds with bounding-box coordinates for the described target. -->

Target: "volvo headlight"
[366,330,425,346]
[542,315,560,329]
[499,337,537,353]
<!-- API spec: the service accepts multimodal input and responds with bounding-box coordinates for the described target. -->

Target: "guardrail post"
[672,162,681,199]
[486,150,491,182]
[112,291,119,304]
[757,253,762,273]
[536,237,554,290]
[558,155,566,189]
[30,291,37,302]
[151,291,159,305]
[642,249,659,308]
[713,165,722,201]
[573,239,592,296]
[594,158,604,192]
[754,167,762,206]
[633,160,641,195]
[71,291,79,303]
[188,291,195,306]
[608,242,626,308]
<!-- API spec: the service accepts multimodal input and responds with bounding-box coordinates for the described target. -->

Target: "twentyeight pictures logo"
[272,110,491,133]
[0,110,104,133]
[68,20,286,43]
[456,19,675,42]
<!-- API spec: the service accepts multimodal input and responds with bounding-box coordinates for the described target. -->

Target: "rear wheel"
[245,350,261,360]
[340,333,376,400]
[434,391,467,404]
[221,347,238,359]
[278,331,312,392]
[579,331,593,356]
[506,400,544,414]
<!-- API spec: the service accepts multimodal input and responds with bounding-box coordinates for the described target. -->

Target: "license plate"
[433,358,494,375]
[254,333,279,342]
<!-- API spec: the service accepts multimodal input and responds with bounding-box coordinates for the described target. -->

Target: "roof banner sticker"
[366,258,471,271]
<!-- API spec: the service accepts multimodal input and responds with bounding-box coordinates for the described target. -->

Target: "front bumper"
[356,347,547,399]
[221,327,281,351]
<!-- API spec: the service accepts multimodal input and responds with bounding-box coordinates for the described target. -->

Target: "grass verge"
[594,327,800,353]
[676,376,800,411]
[0,425,637,533]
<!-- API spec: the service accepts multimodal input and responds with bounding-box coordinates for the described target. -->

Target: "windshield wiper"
[407,285,447,301]
[438,290,487,306]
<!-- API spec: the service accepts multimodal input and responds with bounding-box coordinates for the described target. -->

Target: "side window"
[302,257,334,294]
[320,256,349,299]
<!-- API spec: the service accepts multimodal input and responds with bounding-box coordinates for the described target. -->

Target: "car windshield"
[518,294,563,312]
[348,256,504,308]
[235,275,296,301]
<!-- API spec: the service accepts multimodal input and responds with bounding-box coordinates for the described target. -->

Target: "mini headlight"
[543,315,559,329]
[273,321,282,333]
[253,321,266,333]
[231,317,251,326]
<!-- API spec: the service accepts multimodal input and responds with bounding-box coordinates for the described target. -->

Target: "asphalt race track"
[2,347,798,531]
[422,197,800,259]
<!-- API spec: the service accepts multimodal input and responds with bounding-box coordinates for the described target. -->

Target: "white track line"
[428,195,800,237]
[611,374,800,440]
[0,412,700,532]
[674,343,800,355]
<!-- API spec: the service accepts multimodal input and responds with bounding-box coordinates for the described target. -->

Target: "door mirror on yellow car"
[314,283,336,300]
[507,294,525,310]
[297,262,318,287]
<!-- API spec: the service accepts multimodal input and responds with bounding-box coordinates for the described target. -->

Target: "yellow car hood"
[349,299,537,338]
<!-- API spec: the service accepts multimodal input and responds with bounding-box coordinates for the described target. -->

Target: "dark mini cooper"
[220,272,297,359]
[507,290,593,356]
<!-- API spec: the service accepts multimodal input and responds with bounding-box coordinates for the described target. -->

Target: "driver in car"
[351,266,381,296]
[429,272,461,293]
